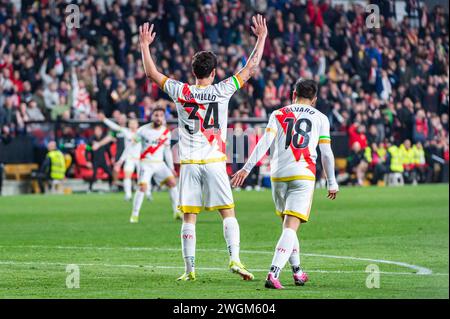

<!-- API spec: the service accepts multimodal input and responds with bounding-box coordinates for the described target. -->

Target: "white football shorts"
[138,162,174,186]
[123,158,140,174]
[272,179,315,223]
[178,161,234,214]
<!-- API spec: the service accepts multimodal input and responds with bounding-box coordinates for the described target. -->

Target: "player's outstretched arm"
[92,135,114,151]
[319,143,339,200]
[236,14,268,84]
[231,127,275,187]
[139,22,168,89]
[98,113,122,132]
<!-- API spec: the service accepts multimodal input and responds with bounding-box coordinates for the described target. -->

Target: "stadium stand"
[0,0,448,194]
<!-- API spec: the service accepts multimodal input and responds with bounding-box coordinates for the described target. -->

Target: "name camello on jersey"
[185,92,217,102]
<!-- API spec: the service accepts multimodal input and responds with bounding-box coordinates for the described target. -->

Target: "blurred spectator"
[348,123,368,149]
[364,142,387,185]
[87,125,113,192]
[347,142,369,186]
[413,109,429,143]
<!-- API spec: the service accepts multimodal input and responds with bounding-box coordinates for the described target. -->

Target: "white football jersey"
[258,103,331,180]
[137,123,171,163]
[122,130,141,160]
[162,75,243,164]
[103,119,141,160]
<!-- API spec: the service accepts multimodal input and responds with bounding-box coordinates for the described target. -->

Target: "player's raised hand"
[327,189,338,200]
[250,14,268,39]
[231,169,249,188]
[139,22,156,47]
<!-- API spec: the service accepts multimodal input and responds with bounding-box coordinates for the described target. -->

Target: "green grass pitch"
[0,184,448,299]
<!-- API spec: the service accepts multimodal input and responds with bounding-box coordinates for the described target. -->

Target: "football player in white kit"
[98,113,142,201]
[139,15,268,281]
[232,79,339,289]
[129,107,181,223]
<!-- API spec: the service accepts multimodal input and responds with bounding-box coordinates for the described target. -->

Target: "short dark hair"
[192,51,217,79]
[152,107,166,115]
[294,78,318,100]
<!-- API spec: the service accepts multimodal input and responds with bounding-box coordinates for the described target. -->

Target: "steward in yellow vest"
[399,139,415,170]
[33,141,66,193]
[47,149,66,180]
[387,145,404,173]
[412,143,426,166]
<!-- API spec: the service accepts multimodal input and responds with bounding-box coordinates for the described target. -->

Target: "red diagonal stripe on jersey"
[178,84,226,154]
[140,128,170,159]
[275,108,316,175]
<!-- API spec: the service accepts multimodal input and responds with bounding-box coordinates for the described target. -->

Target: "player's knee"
[219,208,235,219]
[166,177,176,188]
[139,183,147,192]
[283,215,301,231]
[183,213,196,224]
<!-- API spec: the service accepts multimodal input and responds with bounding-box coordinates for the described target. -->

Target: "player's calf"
[123,172,133,201]
[130,183,147,223]
[220,210,254,280]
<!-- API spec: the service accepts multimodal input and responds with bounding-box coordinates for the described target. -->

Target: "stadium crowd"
[0,0,448,186]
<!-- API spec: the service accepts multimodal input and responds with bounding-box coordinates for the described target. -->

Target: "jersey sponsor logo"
[140,128,170,159]
[178,84,226,154]
[275,108,316,175]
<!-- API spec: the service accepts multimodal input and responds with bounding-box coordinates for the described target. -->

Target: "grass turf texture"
[0,184,448,299]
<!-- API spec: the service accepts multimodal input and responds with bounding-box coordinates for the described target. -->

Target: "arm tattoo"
[241,52,260,81]
[249,53,259,76]
[239,36,265,82]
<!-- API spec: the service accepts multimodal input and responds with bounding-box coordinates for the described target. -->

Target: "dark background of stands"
[0,120,349,165]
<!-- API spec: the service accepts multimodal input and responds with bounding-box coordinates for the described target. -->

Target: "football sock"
[269,228,296,279]
[132,190,144,217]
[181,223,196,273]
[223,217,241,263]
[123,178,132,199]
[289,233,301,274]
[168,186,179,213]
[145,184,151,198]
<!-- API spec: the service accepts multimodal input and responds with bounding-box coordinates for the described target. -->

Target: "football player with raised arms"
[231,78,339,289]
[139,15,268,281]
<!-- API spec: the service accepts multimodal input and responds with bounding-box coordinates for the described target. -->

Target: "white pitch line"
[0,244,438,276]
[304,253,434,275]
[0,260,447,276]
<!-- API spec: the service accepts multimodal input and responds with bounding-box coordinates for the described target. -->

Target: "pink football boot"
[293,271,309,286]
[265,273,284,289]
